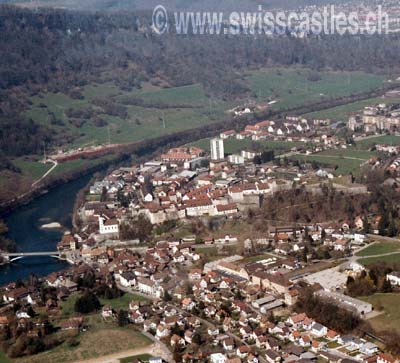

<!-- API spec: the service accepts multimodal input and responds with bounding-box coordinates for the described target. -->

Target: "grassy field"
[356,242,400,257]
[247,68,385,110]
[100,293,149,310]
[236,253,279,264]
[302,96,400,121]
[25,69,386,152]
[61,292,148,317]
[11,158,52,180]
[189,137,304,154]
[291,154,367,175]
[357,135,400,149]
[360,293,400,334]
[25,82,224,149]
[18,315,152,363]
[358,253,400,266]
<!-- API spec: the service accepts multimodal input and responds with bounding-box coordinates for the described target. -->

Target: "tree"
[117,309,128,327]
[74,292,100,314]
[163,290,172,302]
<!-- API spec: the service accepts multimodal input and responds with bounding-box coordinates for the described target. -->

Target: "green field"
[356,242,400,257]
[189,137,304,154]
[100,293,149,310]
[12,68,388,190]
[291,154,366,175]
[360,293,400,334]
[247,68,385,109]
[61,292,148,317]
[11,158,52,180]
[25,82,225,149]
[357,135,400,149]
[358,253,400,266]
[302,96,400,121]
[25,69,387,152]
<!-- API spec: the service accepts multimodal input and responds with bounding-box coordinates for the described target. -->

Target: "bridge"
[1,251,62,262]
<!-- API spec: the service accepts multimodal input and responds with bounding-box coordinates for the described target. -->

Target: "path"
[32,159,58,187]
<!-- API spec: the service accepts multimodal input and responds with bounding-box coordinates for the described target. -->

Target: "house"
[210,353,228,363]
[119,272,136,287]
[170,334,186,347]
[377,353,399,363]
[149,358,163,363]
[60,317,84,331]
[265,349,281,363]
[102,305,114,319]
[386,271,400,286]
[359,342,378,355]
[310,322,327,337]
[223,337,235,351]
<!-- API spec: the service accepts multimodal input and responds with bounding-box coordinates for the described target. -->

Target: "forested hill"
[0,0,355,12]
[0,4,400,158]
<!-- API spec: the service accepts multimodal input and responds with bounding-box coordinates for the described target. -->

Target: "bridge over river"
[1,251,62,262]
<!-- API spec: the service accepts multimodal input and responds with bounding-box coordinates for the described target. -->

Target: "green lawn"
[360,293,400,334]
[356,242,400,257]
[100,293,149,310]
[358,253,400,266]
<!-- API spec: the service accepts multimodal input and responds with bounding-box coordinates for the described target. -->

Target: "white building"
[210,138,224,160]
[387,271,400,286]
[228,154,245,164]
[98,216,119,235]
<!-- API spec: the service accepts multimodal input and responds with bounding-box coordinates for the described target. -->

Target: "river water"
[1,174,92,286]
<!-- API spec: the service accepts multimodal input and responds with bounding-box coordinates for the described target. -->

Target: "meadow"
[360,293,400,334]
[356,242,400,257]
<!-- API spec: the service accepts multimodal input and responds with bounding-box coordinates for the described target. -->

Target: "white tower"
[210,138,224,160]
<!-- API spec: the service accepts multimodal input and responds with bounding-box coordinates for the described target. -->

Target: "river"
[1,174,92,286]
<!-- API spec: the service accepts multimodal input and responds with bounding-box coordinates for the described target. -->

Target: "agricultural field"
[246,68,385,110]
[360,293,400,334]
[356,242,400,257]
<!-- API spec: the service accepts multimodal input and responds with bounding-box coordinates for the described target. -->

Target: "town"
[1,104,400,363]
